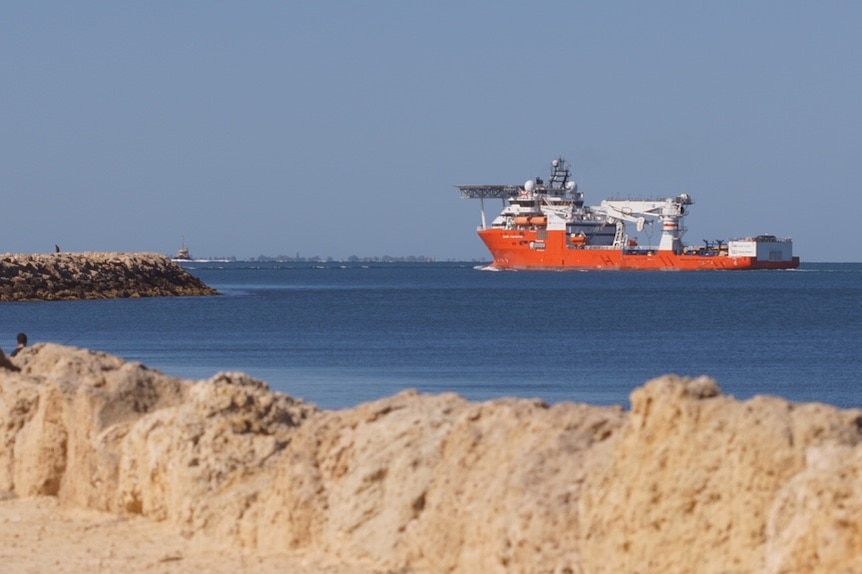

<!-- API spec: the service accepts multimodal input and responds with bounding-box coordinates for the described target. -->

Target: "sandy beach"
[0,496,366,574]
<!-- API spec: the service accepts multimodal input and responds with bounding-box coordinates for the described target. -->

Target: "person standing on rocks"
[11,333,27,357]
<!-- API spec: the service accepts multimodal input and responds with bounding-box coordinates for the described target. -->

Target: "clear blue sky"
[3,2,860,261]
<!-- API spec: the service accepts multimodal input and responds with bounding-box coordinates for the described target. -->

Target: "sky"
[2,2,861,262]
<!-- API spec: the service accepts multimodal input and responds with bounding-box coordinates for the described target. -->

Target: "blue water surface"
[1,262,860,410]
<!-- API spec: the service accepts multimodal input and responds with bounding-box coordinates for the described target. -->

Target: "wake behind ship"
[456,158,799,271]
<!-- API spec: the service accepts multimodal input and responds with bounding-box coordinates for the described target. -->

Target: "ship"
[170,241,232,263]
[456,157,800,271]
[172,240,192,262]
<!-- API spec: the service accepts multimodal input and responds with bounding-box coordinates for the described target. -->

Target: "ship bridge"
[456,158,577,230]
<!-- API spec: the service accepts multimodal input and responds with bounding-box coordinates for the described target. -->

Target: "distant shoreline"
[178,255,473,263]
[173,256,489,264]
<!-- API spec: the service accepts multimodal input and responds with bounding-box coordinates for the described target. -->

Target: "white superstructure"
[728,236,795,261]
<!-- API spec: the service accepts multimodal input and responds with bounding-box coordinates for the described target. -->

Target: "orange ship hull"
[479,229,800,271]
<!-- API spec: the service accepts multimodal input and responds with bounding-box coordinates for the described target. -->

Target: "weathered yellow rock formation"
[1,343,860,573]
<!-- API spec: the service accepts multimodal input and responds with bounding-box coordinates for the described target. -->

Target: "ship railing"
[730,235,793,243]
[574,245,632,250]
[455,185,521,199]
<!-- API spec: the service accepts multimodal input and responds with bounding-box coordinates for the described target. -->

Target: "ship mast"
[547,157,570,193]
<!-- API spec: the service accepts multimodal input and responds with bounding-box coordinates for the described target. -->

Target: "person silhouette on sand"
[11,333,27,357]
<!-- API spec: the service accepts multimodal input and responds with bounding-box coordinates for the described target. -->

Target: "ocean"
[2,261,860,411]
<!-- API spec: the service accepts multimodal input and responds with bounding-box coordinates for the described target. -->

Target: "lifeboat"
[515,216,547,226]
[570,233,587,245]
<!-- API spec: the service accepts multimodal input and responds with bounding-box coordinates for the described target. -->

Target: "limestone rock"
[2,347,862,573]
[578,375,862,574]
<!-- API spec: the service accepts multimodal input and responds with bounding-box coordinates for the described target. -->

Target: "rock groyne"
[0,252,217,301]
[2,344,862,573]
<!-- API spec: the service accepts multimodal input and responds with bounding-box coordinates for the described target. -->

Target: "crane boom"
[597,194,693,252]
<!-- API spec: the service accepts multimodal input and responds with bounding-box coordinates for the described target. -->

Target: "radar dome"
[565,181,576,191]
[524,180,536,193]
[552,159,559,168]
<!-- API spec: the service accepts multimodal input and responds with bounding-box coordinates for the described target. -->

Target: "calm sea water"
[1,262,860,410]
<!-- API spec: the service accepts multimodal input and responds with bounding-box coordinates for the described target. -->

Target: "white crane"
[598,194,693,252]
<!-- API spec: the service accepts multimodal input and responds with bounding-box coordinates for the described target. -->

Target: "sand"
[0,496,365,574]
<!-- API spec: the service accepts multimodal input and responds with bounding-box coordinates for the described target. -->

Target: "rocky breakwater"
[0,252,217,301]
[2,344,862,573]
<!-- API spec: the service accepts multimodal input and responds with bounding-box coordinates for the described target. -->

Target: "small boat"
[172,241,192,262]
[170,241,233,264]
